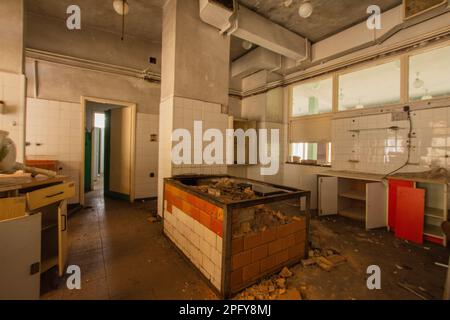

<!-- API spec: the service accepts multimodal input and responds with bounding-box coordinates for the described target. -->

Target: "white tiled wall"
[171,96,228,176]
[0,71,26,162]
[27,98,159,203]
[332,106,450,174]
[164,205,223,290]
[135,113,159,199]
[26,98,82,203]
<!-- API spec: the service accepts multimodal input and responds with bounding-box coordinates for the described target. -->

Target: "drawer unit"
[26,182,75,211]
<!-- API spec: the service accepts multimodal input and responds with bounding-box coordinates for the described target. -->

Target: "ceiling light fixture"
[242,40,253,50]
[113,0,129,41]
[113,0,129,15]
[298,0,314,19]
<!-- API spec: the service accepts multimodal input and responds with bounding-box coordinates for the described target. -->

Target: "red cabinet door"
[395,187,425,245]
[388,179,415,230]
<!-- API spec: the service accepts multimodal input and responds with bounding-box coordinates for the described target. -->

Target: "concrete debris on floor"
[235,267,304,300]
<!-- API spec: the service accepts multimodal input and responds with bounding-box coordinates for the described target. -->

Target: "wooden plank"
[396,187,425,244]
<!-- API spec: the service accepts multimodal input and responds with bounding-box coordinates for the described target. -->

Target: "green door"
[84,131,92,192]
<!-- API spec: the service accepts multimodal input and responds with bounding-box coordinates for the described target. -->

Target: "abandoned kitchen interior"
[1,0,450,301]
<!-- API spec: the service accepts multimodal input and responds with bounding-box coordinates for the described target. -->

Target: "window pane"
[291,78,333,117]
[409,45,450,101]
[291,142,331,164]
[338,60,401,111]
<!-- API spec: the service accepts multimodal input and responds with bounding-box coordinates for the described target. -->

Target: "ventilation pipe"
[199,0,310,62]
[231,47,282,78]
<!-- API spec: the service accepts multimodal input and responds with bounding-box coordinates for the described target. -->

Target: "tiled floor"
[41,190,217,300]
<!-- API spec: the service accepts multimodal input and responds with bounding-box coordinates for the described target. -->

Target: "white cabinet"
[318,177,338,216]
[0,214,41,300]
[318,172,388,230]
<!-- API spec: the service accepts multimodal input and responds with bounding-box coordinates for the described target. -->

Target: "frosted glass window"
[338,60,401,111]
[409,45,450,101]
[291,78,333,117]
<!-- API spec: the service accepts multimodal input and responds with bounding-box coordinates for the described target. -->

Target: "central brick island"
[163,175,310,298]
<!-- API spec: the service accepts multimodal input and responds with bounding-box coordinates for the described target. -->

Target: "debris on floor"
[235,267,303,300]
[301,247,347,272]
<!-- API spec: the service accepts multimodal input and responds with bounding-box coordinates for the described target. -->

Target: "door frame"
[80,96,137,206]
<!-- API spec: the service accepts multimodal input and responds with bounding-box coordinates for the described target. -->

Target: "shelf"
[339,207,366,222]
[424,207,444,219]
[41,256,58,273]
[424,224,444,239]
[339,190,366,201]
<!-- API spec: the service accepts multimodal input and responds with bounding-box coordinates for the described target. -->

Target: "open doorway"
[81,97,136,206]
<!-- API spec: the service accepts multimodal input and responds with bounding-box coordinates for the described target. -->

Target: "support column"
[158,0,231,215]
[0,0,26,162]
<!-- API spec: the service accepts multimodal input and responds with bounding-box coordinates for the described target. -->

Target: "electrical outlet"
[149,57,157,64]
[391,112,409,121]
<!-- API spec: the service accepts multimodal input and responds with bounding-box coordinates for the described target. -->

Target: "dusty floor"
[41,191,449,300]
[41,190,216,300]
[291,216,449,300]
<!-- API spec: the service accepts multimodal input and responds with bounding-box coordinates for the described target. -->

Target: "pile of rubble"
[233,206,303,238]
[301,248,347,271]
[235,267,304,300]
[195,178,258,202]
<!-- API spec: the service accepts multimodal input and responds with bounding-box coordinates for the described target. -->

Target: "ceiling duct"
[231,47,282,78]
[199,0,310,62]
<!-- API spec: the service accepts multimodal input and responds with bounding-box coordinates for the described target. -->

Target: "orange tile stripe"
[165,184,224,237]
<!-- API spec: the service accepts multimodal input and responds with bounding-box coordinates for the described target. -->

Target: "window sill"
[285,162,332,168]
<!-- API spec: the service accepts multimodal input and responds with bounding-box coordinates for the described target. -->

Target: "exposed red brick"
[260,228,277,244]
[289,242,306,260]
[277,223,296,238]
[251,244,268,262]
[232,237,244,255]
[242,262,260,282]
[276,249,289,265]
[244,233,262,250]
[232,250,252,271]
[285,234,296,248]
[268,238,285,255]
[260,255,277,273]
[230,269,243,289]
[293,231,306,244]
[292,218,306,232]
